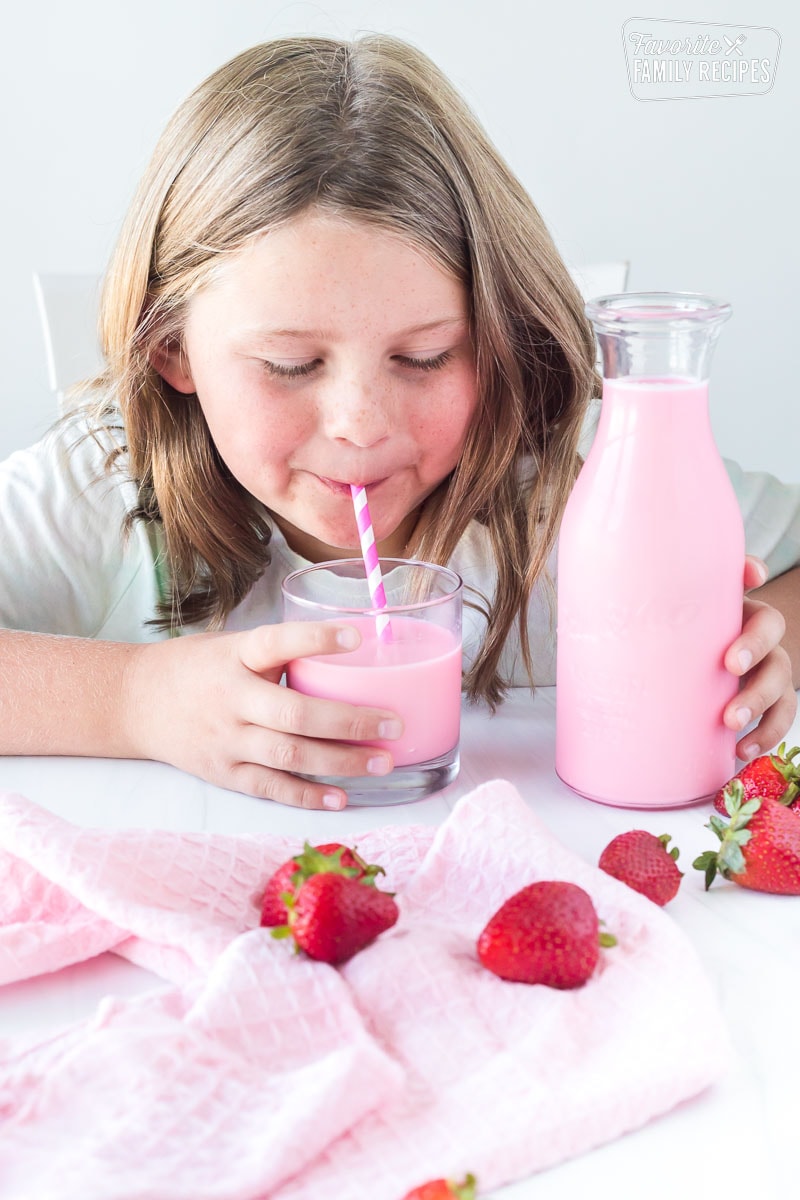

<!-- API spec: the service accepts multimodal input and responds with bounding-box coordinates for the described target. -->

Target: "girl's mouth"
[316,475,388,495]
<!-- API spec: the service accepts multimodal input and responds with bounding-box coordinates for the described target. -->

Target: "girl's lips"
[316,475,387,495]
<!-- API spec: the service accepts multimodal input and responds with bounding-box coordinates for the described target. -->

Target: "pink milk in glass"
[556,294,745,808]
[283,558,463,805]
[288,615,461,766]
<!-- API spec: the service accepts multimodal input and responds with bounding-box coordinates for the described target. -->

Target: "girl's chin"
[271,518,357,562]
[271,505,418,562]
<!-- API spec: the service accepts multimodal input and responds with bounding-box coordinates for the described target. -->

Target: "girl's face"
[157,210,478,561]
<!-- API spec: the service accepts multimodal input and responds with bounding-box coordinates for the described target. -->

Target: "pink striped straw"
[350,484,392,641]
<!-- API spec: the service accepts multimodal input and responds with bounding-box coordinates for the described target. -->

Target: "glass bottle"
[555,292,745,808]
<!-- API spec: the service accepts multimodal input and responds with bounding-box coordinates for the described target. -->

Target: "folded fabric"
[0,782,727,1200]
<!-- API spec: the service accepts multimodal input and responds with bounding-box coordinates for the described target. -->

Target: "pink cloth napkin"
[0,781,727,1199]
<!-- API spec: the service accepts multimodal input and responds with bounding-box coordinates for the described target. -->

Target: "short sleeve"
[723,458,800,579]
[0,417,163,641]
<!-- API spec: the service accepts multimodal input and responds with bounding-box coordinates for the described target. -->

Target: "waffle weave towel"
[0,781,725,1199]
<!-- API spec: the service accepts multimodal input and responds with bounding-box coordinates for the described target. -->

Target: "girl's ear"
[150,338,196,394]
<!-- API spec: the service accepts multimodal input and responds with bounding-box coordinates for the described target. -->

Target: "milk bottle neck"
[586,376,726,489]
[587,291,731,384]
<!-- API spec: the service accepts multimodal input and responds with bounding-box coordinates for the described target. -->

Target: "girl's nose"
[320,378,392,448]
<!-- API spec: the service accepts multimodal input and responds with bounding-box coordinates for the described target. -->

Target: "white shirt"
[1,414,799,686]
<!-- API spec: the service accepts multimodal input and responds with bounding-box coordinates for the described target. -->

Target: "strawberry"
[272,871,399,964]
[712,742,800,816]
[477,880,616,989]
[694,779,800,894]
[401,1173,477,1200]
[598,830,682,906]
[260,842,383,927]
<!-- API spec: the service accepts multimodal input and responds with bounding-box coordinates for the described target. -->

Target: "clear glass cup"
[282,558,463,805]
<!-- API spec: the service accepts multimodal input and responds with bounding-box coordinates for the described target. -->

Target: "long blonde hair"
[88,34,598,705]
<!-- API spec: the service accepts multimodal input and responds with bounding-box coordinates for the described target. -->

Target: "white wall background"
[2,0,797,478]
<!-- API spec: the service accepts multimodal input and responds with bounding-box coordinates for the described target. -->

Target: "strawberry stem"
[658,833,680,861]
[451,1174,477,1200]
[692,780,760,889]
[769,744,800,803]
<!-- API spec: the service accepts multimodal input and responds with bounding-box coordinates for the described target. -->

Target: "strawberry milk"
[556,375,745,807]
[288,616,462,766]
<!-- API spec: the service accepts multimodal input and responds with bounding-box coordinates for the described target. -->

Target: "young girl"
[1,35,798,810]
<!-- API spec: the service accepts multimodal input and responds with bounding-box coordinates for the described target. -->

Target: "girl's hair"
[88,33,598,706]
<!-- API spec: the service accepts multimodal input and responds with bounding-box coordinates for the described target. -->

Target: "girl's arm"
[0,624,402,810]
[752,564,800,687]
[0,629,141,757]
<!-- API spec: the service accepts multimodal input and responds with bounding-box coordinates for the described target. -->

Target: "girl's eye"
[263,359,321,378]
[262,349,454,377]
[394,350,454,372]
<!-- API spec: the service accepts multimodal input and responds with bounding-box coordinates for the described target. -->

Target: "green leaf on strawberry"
[260,841,385,927]
[694,778,800,894]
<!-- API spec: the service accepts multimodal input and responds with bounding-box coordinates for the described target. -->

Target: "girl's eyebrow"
[240,317,468,343]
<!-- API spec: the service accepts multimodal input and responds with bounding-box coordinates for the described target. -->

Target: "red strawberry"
[260,842,383,927]
[598,830,683,906]
[712,742,800,816]
[694,779,800,894]
[476,881,616,989]
[272,872,399,964]
[401,1173,477,1200]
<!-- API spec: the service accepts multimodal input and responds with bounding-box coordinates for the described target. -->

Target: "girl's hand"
[723,556,797,760]
[124,622,403,810]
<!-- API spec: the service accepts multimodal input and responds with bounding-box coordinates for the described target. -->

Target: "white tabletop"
[1,687,799,1200]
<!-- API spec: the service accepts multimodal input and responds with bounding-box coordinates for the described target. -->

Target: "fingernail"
[735,706,752,729]
[378,719,403,740]
[740,741,761,761]
[737,649,753,673]
[335,627,359,650]
[322,791,346,810]
[367,756,392,776]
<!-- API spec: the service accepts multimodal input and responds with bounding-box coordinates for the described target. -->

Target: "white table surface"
[1,687,799,1200]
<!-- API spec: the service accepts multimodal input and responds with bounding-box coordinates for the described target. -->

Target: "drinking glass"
[282,559,463,805]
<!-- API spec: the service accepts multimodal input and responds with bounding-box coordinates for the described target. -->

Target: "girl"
[1,35,797,810]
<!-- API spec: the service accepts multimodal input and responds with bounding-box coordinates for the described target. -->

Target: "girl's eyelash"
[262,349,454,378]
[394,350,454,371]
[263,359,320,378]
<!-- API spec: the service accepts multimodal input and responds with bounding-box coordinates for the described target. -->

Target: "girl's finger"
[724,644,794,733]
[237,723,394,782]
[238,675,403,744]
[736,684,798,762]
[725,599,786,677]
[228,762,349,810]
[743,555,768,592]
[237,620,361,675]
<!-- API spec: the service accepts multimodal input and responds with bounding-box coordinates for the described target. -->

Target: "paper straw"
[350,484,392,642]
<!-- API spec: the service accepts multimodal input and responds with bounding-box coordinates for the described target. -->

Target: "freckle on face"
[180,211,479,560]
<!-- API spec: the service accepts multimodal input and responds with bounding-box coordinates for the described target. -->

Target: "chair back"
[32,272,104,410]
[568,261,629,303]
[32,262,630,409]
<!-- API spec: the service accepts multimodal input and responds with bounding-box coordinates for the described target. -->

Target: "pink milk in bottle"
[556,294,745,808]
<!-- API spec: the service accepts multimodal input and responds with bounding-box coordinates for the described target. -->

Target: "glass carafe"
[555,292,745,808]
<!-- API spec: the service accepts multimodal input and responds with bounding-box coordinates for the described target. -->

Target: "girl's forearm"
[753,564,800,689]
[0,629,146,757]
